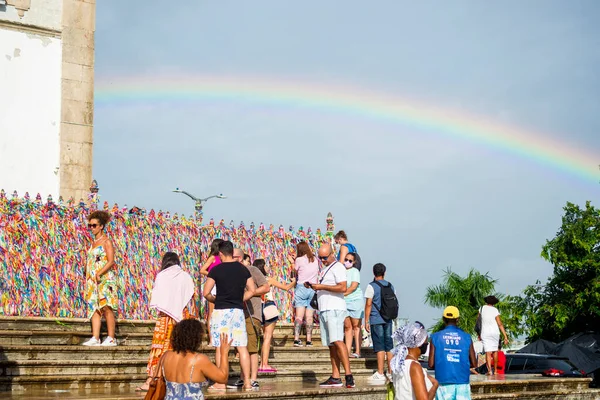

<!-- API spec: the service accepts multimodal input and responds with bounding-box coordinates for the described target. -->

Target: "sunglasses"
[344,258,354,263]
[319,255,330,261]
[88,224,99,229]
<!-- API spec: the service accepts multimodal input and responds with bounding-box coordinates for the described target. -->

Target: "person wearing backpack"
[334,230,362,271]
[364,263,399,385]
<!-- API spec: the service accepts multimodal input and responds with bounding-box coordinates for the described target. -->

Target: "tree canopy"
[522,201,600,342]
[425,267,524,338]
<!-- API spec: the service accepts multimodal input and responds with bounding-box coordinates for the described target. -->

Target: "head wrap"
[390,321,428,376]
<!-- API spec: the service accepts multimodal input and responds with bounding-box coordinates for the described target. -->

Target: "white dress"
[393,359,433,400]
[480,305,500,352]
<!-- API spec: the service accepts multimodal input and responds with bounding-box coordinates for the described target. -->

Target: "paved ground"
[2,375,594,399]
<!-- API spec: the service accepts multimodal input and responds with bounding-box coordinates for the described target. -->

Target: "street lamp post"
[172,188,226,222]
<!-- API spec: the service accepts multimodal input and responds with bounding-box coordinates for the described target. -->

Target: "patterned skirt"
[146,301,197,377]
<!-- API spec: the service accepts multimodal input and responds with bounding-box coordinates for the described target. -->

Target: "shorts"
[320,310,347,346]
[294,285,315,309]
[436,383,471,400]
[210,308,247,347]
[345,298,364,319]
[245,317,262,354]
[262,300,279,325]
[371,322,393,352]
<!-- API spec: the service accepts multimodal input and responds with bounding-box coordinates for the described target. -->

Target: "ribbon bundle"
[0,191,329,322]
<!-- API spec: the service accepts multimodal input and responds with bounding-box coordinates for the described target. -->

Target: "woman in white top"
[391,321,438,400]
[478,295,509,375]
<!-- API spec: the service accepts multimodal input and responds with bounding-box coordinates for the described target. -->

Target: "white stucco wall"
[0,27,62,198]
[0,0,62,31]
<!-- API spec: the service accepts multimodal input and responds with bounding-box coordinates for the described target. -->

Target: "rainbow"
[94,74,599,185]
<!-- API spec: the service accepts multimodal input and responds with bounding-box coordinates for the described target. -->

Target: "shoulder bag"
[144,353,166,400]
[310,262,337,310]
[475,306,483,336]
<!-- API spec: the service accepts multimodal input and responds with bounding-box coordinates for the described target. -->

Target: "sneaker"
[251,380,259,389]
[385,372,393,382]
[305,341,313,347]
[345,374,356,388]
[319,376,343,388]
[367,371,387,385]
[293,340,303,347]
[82,337,101,346]
[227,379,244,389]
[101,336,117,347]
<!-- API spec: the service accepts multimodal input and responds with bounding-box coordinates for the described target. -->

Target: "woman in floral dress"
[82,211,118,347]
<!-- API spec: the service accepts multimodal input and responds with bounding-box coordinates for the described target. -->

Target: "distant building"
[0,0,96,201]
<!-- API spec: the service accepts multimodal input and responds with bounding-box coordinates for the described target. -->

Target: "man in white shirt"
[305,244,355,388]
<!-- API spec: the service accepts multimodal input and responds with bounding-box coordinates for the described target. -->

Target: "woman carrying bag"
[252,259,294,373]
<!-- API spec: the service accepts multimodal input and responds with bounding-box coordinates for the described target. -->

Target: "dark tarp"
[518,332,600,374]
[517,339,557,355]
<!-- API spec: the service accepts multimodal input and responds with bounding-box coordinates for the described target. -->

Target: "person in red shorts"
[496,339,506,375]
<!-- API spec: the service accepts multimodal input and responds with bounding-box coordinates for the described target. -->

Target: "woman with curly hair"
[138,252,198,391]
[160,319,231,400]
[82,211,118,347]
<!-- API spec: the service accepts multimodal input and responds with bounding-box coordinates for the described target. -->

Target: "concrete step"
[0,344,374,361]
[0,374,147,392]
[3,378,598,400]
[469,375,593,394]
[1,379,387,399]
[0,316,310,336]
[0,329,322,347]
[0,358,378,379]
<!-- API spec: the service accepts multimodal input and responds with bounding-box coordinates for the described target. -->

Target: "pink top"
[294,255,319,285]
[207,255,221,273]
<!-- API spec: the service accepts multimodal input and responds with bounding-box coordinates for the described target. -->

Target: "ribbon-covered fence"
[0,190,334,322]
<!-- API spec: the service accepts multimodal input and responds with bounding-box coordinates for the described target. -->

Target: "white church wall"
[0,27,63,198]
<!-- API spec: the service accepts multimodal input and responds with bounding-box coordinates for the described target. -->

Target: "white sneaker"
[367,371,387,385]
[385,372,393,382]
[101,336,117,347]
[82,337,101,346]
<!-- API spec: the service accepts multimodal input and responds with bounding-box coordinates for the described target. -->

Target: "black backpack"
[372,280,399,321]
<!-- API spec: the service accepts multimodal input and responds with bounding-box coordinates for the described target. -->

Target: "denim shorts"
[371,322,393,352]
[320,310,348,346]
[294,284,315,309]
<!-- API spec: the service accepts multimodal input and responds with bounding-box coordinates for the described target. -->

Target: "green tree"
[522,201,600,342]
[425,267,524,339]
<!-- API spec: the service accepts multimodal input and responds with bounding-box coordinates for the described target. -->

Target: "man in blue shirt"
[364,263,395,385]
[429,306,477,400]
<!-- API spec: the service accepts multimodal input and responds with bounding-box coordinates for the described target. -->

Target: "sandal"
[135,377,152,391]
[258,366,277,373]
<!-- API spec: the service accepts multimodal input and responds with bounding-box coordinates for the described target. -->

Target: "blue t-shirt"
[431,325,472,385]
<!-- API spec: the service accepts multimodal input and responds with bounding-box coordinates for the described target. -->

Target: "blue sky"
[94,1,600,327]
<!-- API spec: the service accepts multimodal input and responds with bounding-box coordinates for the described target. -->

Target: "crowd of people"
[81,211,509,400]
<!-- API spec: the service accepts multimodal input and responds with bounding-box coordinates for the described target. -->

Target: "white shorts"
[320,310,348,346]
[210,308,247,347]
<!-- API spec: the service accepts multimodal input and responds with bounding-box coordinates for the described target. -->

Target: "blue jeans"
[371,322,393,352]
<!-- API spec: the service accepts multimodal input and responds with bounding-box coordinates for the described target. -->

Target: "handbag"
[144,355,166,400]
[386,381,395,400]
[475,306,482,336]
[263,301,280,321]
[310,262,337,311]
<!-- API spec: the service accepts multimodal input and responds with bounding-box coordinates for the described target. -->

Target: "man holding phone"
[304,244,355,388]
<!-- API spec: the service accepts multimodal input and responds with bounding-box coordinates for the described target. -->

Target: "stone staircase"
[0,316,598,399]
[0,316,384,397]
